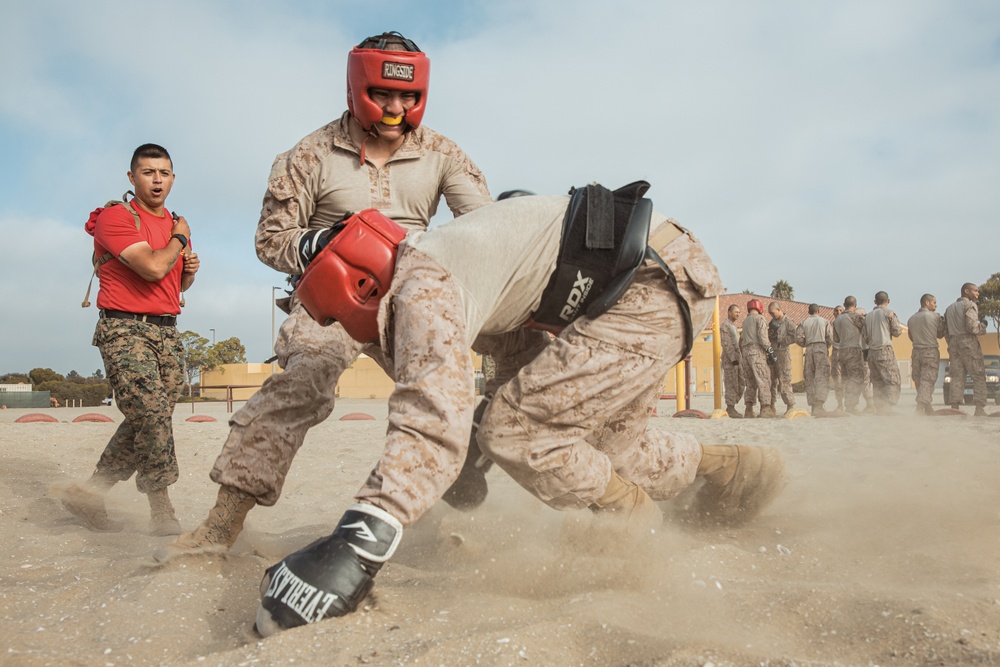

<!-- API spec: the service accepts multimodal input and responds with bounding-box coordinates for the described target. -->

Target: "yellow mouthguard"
[380,115,403,126]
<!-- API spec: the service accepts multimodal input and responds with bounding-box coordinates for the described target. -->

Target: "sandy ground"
[2,391,1000,667]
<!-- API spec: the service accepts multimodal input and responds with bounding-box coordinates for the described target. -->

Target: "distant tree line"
[179,331,247,397]
[0,330,247,405]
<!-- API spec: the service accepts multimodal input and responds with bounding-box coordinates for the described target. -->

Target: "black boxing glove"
[766,347,778,365]
[296,216,353,269]
[255,503,402,637]
[296,227,335,269]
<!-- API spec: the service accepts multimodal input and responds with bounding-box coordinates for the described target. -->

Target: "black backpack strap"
[643,246,694,359]
[584,184,615,250]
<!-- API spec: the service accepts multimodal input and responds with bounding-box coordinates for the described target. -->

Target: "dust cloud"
[2,401,999,666]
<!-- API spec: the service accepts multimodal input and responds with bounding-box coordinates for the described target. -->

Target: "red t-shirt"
[93,203,186,314]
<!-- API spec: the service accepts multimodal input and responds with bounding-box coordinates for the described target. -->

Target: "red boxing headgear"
[296,209,407,344]
[347,33,430,132]
[747,299,764,314]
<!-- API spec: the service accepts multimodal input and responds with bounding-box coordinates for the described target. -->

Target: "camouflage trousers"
[830,347,844,407]
[210,299,390,506]
[92,317,184,493]
[802,343,830,409]
[769,349,795,408]
[356,243,718,525]
[867,346,900,409]
[910,346,940,408]
[837,347,866,411]
[741,347,772,408]
[723,358,744,409]
[472,329,551,398]
[481,353,497,381]
[862,358,873,403]
[946,335,987,408]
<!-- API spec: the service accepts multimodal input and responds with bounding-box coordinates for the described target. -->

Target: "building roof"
[713,294,838,330]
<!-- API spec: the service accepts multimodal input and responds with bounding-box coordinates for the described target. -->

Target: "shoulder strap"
[118,191,140,230]
[82,266,100,307]
[99,191,141,230]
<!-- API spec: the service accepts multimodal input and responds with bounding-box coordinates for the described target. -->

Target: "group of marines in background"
[720,283,991,418]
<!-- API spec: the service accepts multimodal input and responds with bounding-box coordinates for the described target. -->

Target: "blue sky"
[2,0,999,376]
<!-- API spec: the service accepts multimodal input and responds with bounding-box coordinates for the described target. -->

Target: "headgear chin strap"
[296,210,407,344]
[347,33,430,132]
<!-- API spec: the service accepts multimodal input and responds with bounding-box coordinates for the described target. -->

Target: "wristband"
[171,233,188,249]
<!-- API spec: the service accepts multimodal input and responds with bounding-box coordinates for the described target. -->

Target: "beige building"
[201,353,486,401]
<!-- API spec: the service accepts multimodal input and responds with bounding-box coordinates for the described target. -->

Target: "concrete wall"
[979,333,1000,356]
[336,355,395,399]
[0,391,51,409]
[200,363,280,401]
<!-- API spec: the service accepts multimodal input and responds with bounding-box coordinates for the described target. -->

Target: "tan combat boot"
[51,474,123,532]
[726,406,743,419]
[590,470,663,535]
[689,445,786,526]
[152,485,255,562]
[744,405,757,419]
[759,405,778,418]
[147,488,183,536]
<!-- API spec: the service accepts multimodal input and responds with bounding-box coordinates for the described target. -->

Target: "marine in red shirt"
[55,143,200,536]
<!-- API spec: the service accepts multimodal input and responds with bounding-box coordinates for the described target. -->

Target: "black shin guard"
[255,504,403,636]
[441,399,493,511]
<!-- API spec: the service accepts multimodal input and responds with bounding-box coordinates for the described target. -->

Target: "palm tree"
[770,279,794,301]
